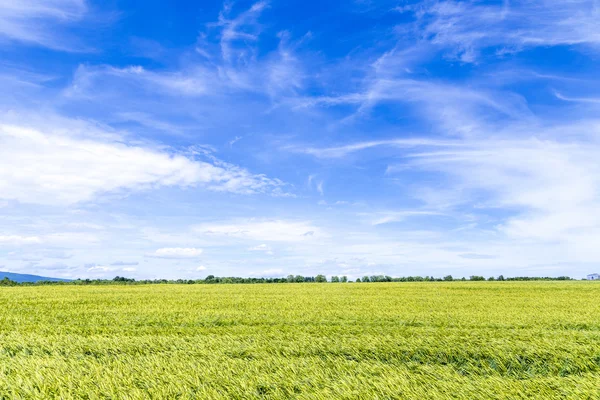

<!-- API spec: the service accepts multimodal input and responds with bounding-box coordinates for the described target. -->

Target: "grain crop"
[0,282,599,399]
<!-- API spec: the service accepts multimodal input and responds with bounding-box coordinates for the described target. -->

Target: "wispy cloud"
[215,1,269,62]
[0,235,42,245]
[409,0,600,62]
[291,138,460,158]
[359,132,600,257]
[64,2,304,103]
[110,261,139,266]
[365,211,445,226]
[249,243,273,255]
[149,248,204,259]
[0,118,287,205]
[67,65,213,98]
[0,0,89,51]
[194,219,321,242]
[555,91,600,104]
[294,77,532,134]
[316,181,324,195]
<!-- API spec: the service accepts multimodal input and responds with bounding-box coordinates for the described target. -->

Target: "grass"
[0,282,599,399]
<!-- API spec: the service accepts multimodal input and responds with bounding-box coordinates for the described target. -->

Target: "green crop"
[0,282,599,399]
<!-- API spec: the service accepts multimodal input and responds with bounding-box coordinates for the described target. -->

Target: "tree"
[315,274,327,283]
[113,276,135,283]
[443,275,453,281]
[330,276,340,283]
[341,276,348,283]
[356,278,361,282]
[287,275,295,283]
[497,275,505,281]
[0,277,16,286]
[469,275,485,281]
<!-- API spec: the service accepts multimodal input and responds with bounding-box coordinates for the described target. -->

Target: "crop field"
[0,282,599,399]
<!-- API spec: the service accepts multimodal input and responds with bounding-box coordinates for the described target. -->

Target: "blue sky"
[1,0,600,280]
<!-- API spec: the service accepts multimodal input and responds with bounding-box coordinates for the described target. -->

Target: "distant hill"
[0,271,71,283]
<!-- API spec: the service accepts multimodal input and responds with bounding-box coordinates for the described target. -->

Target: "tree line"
[0,274,574,286]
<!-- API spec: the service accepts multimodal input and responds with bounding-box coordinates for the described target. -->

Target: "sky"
[1,0,600,280]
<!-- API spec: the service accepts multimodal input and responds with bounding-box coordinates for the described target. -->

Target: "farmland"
[0,282,599,399]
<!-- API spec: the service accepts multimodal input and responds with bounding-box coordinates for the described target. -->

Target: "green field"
[0,282,599,399]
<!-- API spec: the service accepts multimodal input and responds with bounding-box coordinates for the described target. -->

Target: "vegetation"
[0,274,575,286]
[0,282,598,398]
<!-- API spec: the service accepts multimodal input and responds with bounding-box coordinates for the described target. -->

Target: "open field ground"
[0,282,599,399]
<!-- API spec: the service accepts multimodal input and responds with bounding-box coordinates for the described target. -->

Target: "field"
[0,282,599,399]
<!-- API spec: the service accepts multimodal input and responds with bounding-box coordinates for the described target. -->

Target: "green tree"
[315,274,327,283]
[330,276,340,282]
[443,275,453,281]
[340,276,348,283]
[0,277,17,286]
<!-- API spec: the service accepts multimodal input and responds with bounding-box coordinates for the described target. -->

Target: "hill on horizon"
[0,271,71,283]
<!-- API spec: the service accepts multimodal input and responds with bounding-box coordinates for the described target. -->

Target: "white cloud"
[555,92,600,105]
[194,219,322,242]
[249,243,273,255]
[411,0,600,62]
[68,51,303,101]
[196,265,207,271]
[0,121,285,205]
[349,133,600,263]
[292,96,600,271]
[68,65,212,98]
[316,181,324,196]
[365,211,445,226]
[115,112,194,136]
[87,265,115,272]
[295,78,531,135]
[63,2,304,102]
[403,138,600,213]
[0,235,42,245]
[250,244,269,250]
[86,265,136,275]
[228,136,243,146]
[110,261,139,266]
[0,0,88,50]
[149,248,204,259]
[216,1,268,63]
[293,138,459,158]
[0,231,100,248]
